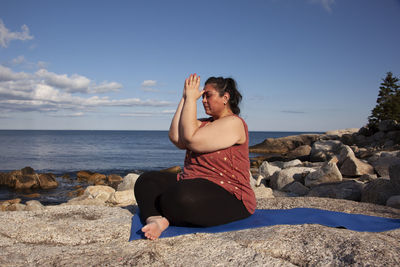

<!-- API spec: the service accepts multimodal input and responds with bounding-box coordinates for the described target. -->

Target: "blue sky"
[0,0,399,131]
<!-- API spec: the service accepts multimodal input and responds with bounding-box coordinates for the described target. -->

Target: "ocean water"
[0,130,315,204]
[0,130,311,174]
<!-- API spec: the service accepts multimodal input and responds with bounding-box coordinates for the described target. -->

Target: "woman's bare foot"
[141,216,169,240]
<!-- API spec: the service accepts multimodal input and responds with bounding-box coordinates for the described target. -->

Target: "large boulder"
[310,140,344,162]
[325,128,359,139]
[84,185,115,202]
[368,151,400,177]
[14,173,37,190]
[108,190,136,206]
[117,173,140,191]
[270,167,316,190]
[251,183,275,199]
[271,159,303,169]
[282,181,310,196]
[0,167,58,190]
[37,173,58,189]
[361,178,397,205]
[77,171,107,184]
[307,180,365,201]
[338,146,375,176]
[249,134,320,154]
[25,200,45,211]
[68,185,116,206]
[386,195,400,209]
[389,163,400,193]
[106,174,123,189]
[304,160,343,187]
[258,161,281,178]
[286,145,312,160]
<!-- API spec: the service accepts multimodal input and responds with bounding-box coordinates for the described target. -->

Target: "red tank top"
[177,115,256,214]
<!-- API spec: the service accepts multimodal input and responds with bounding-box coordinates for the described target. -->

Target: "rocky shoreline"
[0,120,400,266]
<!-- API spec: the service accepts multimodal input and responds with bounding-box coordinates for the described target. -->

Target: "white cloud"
[48,112,85,117]
[0,19,34,48]
[36,69,91,93]
[11,55,26,65]
[140,79,159,92]
[0,65,31,82]
[90,81,122,94]
[35,69,123,94]
[3,56,49,70]
[0,65,172,114]
[141,80,157,87]
[309,0,335,12]
[120,109,175,117]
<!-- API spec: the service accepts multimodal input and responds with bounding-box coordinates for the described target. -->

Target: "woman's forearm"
[168,97,186,149]
[180,96,198,145]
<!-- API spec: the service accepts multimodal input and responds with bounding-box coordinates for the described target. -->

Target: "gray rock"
[368,151,400,177]
[358,126,374,136]
[338,145,355,166]
[361,178,397,205]
[372,131,386,143]
[340,156,375,177]
[248,134,320,154]
[389,163,400,193]
[117,173,140,191]
[108,190,136,206]
[270,167,316,190]
[325,128,359,138]
[354,134,369,146]
[359,174,378,182]
[338,145,375,176]
[282,181,310,196]
[310,140,344,162]
[25,200,44,211]
[307,180,365,201]
[386,195,400,209]
[84,185,115,202]
[286,145,312,160]
[258,161,281,179]
[273,159,303,169]
[305,161,343,187]
[252,184,275,199]
[0,198,400,266]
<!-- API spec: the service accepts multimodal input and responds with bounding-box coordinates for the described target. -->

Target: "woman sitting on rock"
[134,74,256,240]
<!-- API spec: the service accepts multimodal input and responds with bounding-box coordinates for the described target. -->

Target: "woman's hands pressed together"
[184,73,203,101]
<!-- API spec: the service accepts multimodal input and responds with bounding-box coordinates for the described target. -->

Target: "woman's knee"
[134,171,159,191]
[161,183,197,213]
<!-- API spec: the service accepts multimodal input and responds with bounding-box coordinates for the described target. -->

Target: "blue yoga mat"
[129,208,400,241]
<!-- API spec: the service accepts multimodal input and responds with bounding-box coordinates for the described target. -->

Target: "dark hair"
[204,77,242,115]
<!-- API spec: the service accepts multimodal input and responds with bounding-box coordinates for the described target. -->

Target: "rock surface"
[0,167,58,190]
[0,198,399,266]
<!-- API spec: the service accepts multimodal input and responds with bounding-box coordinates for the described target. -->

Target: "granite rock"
[310,140,344,162]
[117,173,140,191]
[361,178,397,205]
[0,198,399,266]
[386,195,400,209]
[305,160,343,187]
[368,151,400,177]
[270,167,316,190]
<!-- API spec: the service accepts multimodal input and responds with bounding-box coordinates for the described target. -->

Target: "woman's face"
[202,84,227,117]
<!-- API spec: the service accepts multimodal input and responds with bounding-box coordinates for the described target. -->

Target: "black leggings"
[134,171,251,227]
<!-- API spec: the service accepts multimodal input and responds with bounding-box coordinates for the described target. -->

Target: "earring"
[224,102,227,105]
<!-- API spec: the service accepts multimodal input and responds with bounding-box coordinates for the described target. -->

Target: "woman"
[134,74,256,240]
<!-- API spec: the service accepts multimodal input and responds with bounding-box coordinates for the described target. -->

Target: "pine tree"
[368,72,400,129]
